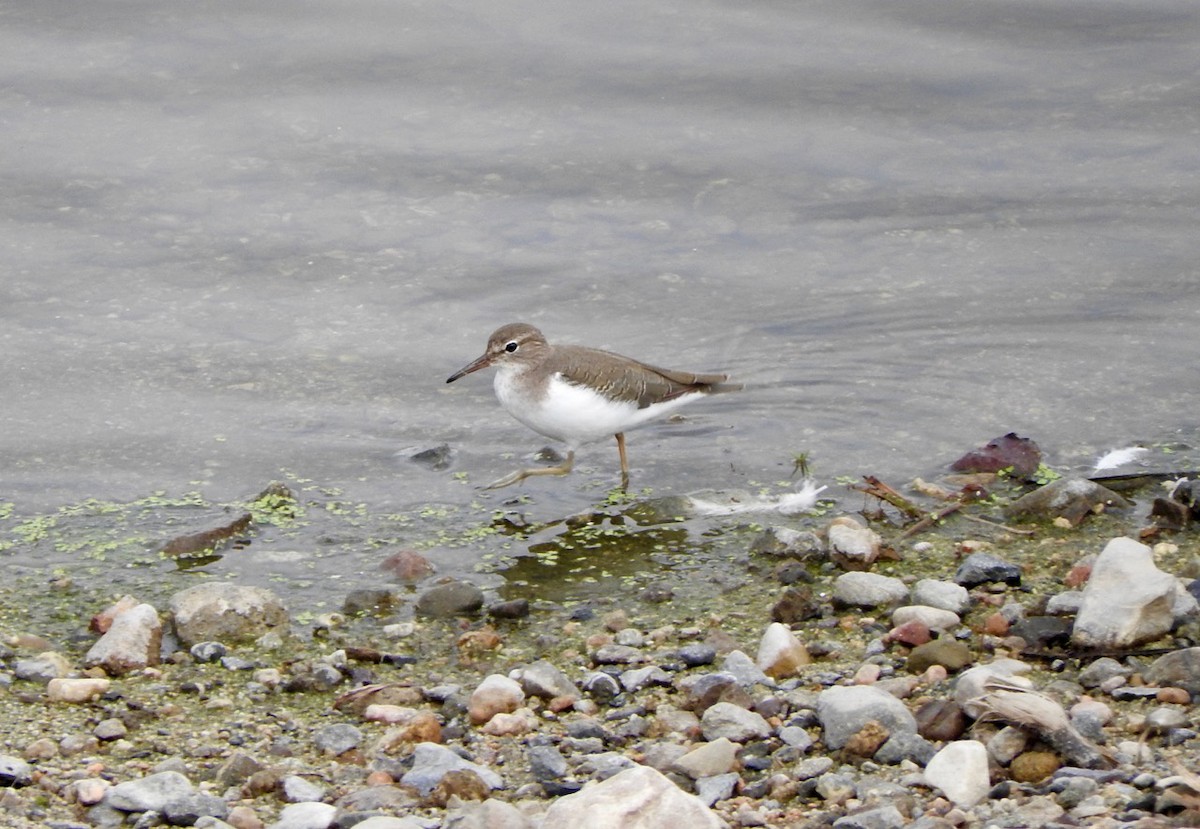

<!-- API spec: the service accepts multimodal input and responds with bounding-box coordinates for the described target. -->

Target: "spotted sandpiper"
[446,323,738,489]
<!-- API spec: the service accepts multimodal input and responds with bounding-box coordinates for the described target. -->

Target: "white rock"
[47,677,111,703]
[672,737,740,779]
[700,702,771,743]
[85,602,162,674]
[891,605,960,633]
[911,579,970,614]
[539,764,727,828]
[924,740,990,807]
[755,622,810,679]
[266,802,337,829]
[1072,537,1178,648]
[832,572,908,608]
[827,517,881,570]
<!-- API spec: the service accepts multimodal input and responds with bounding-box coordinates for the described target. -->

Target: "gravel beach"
[2,474,1199,829]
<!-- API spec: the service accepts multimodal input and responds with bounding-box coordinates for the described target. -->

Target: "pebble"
[924,740,990,807]
[910,579,970,614]
[755,622,811,678]
[672,737,740,778]
[0,756,33,788]
[833,572,909,608]
[700,701,772,742]
[414,580,484,617]
[46,676,111,703]
[266,802,337,829]
[468,673,525,724]
[954,552,1022,587]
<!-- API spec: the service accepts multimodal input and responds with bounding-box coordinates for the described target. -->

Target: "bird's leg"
[615,432,630,490]
[485,450,575,490]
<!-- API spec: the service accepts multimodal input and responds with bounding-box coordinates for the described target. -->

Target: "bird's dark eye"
[505,341,519,352]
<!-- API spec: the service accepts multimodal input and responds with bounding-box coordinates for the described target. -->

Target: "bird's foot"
[484,453,575,490]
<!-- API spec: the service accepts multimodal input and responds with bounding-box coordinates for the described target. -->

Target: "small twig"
[851,476,925,519]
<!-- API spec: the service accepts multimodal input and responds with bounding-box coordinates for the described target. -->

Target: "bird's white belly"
[494,370,692,449]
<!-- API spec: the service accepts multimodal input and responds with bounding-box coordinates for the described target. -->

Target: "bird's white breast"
[493,367,697,449]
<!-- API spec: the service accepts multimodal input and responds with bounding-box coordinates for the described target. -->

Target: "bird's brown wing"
[551,345,733,409]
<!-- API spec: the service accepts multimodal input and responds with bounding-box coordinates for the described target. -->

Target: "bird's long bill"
[446,353,492,383]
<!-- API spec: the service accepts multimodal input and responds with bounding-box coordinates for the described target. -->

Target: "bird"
[446,322,738,489]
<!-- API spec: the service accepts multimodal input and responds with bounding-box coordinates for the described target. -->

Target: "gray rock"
[312,723,362,756]
[832,572,908,609]
[721,649,773,687]
[873,731,936,765]
[832,804,906,829]
[749,526,823,558]
[350,817,430,829]
[415,581,484,617]
[14,651,71,682]
[282,774,325,803]
[511,659,580,700]
[672,737,739,779]
[795,756,835,780]
[106,770,196,814]
[912,583,969,614]
[399,742,503,796]
[817,685,918,750]
[581,671,621,701]
[1078,656,1129,688]
[678,643,718,667]
[539,764,726,828]
[591,644,644,665]
[1005,477,1131,524]
[527,744,569,781]
[443,799,535,829]
[954,553,1022,588]
[694,772,739,806]
[94,718,128,741]
[266,801,337,829]
[620,665,672,692]
[170,583,289,646]
[700,701,771,742]
[190,641,227,663]
[0,755,33,787]
[1144,646,1200,692]
[164,791,229,825]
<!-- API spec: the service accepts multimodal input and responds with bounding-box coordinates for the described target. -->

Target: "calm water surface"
[2,1,1198,597]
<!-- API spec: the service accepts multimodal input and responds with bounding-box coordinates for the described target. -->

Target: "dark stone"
[189,641,226,663]
[527,744,569,781]
[914,699,967,742]
[486,598,530,619]
[678,644,717,668]
[1010,616,1071,649]
[772,585,820,623]
[954,552,1022,588]
[343,589,399,617]
[906,639,973,673]
[415,581,484,618]
[405,444,454,470]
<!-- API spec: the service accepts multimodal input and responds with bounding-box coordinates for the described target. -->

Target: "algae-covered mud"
[2,436,1200,828]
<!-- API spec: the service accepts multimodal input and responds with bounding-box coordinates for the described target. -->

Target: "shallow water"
[2,1,1198,600]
